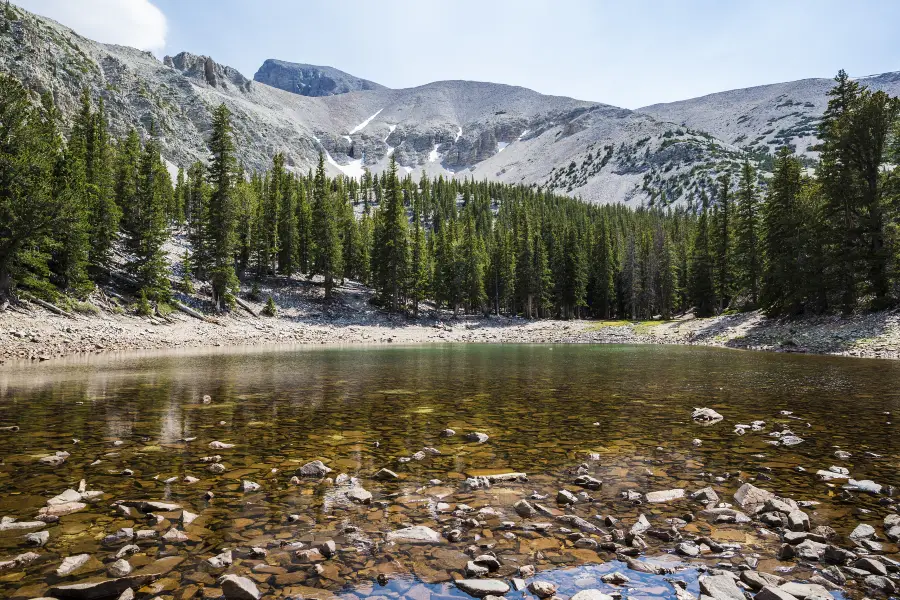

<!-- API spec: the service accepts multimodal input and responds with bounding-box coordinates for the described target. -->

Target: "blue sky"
[16,0,900,108]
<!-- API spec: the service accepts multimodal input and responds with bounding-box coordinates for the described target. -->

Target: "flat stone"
[0,519,46,532]
[754,587,799,600]
[699,574,745,600]
[854,557,888,576]
[740,571,785,592]
[692,407,724,423]
[849,523,876,540]
[57,554,92,577]
[645,489,685,503]
[385,526,443,544]
[570,591,614,600]
[347,487,372,504]
[691,487,720,505]
[464,432,489,443]
[778,582,833,600]
[455,579,510,597]
[374,468,398,481]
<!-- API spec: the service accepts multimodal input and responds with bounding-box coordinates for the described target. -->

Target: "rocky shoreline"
[1,293,899,366]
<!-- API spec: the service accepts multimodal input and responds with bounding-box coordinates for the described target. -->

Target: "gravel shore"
[2,276,899,366]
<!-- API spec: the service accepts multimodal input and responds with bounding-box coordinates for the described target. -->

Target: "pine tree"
[734,162,760,307]
[592,216,615,318]
[0,79,65,300]
[711,171,732,312]
[372,156,407,310]
[689,194,715,317]
[761,147,804,315]
[126,133,171,301]
[461,212,486,314]
[273,153,298,274]
[407,193,430,316]
[311,154,343,299]
[206,104,238,310]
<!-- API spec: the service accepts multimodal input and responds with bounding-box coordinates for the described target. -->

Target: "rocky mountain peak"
[254,59,385,96]
[164,51,252,92]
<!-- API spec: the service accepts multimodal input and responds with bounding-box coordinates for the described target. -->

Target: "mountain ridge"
[2,2,898,207]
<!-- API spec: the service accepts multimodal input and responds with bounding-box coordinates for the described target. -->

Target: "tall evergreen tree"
[689,194,715,317]
[206,104,238,310]
[311,154,343,299]
[372,156,408,310]
[734,162,761,307]
[711,171,732,312]
[761,147,804,315]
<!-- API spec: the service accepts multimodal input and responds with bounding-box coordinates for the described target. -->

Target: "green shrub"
[262,297,277,317]
[72,301,99,315]
[136,291,153,316]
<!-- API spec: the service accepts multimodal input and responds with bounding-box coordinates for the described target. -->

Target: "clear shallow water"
[0,344,897,599]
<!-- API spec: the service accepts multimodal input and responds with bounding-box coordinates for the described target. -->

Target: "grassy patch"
[72,301,99,315]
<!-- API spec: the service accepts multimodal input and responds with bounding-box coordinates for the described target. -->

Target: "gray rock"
[794,539,827,561]
[57,554,91,577]
[557,489,578,505]
[601,572,631,585]
[473,555,500,571]
[844,479,881,494]
[676,541,700,557]
[734,483,775,512]
[219,574,262,600]
[347,487,372,504]
[849,523,876,540]
[464,432,490,443]
[25,530,49,546]
[107,559,132,577]
[777,582,833,600]
[385,526,443,544]
[645,489,685,503]
[692,408,724,423]
[699,574,745,600]
[787,510,810,532]
[373,468,399,481]
[207,549,233,569]
[854,557,888,576]
[864,575,896,595]
[574,475,603,490]
[296,460,332,477]
[455,579,510,597]
[740,571,785,592]
[528,581,558,599]
[630,514,651,535]
[514,499,535,518]
[754,587,799,600]
[571,591,614,600]
[822,544,856,564]
[465,561,489,577]
[241,480,260,492]
[691,487,720,505]
[440,428,456,437]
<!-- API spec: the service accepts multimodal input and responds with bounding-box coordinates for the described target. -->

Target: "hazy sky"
[16,0,900,108]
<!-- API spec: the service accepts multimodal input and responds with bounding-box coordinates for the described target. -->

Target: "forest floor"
[2,273,900,366]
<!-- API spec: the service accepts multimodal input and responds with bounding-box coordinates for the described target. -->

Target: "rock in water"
[691,407,724,424]
[645,489,685,503]
[373,468,398,480]
[528,581,558,599]
[296,460,332,477]
[455,579,511,598]
[385,526,444,544]
[699,574,745,600]
[464,432,489,443]
[571,591,615,600]
[734,482,775,512]
[219,574,261,600]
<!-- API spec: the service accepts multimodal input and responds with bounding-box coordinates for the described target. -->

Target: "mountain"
[1,3,897,208]
[254,59,385,96]
[639,73,900,162]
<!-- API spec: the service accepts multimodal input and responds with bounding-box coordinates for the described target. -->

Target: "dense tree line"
[1,72,899,321]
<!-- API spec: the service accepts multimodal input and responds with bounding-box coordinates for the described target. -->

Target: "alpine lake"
[1,344,899,600]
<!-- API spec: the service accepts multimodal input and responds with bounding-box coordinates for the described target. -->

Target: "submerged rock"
[699,574,745,600]
[734,482,775,511]
[464,432,490,443]
[373,468,399,481]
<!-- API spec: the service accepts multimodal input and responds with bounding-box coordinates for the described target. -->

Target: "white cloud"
[16,0,167,54]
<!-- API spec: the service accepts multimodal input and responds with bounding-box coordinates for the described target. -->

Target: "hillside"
[1,3,897,208]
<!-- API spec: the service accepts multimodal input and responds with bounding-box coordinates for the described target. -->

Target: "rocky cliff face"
[254,59,384,97]
[3,3,897,207]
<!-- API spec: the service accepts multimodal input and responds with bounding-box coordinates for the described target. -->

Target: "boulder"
[464,432,489,443]
[787,510,810,532]
[373,468,399,481]
[794,539,827,561]
[849,523,876,541]
[347,487,372,504]
[778,582,833,600]
[514,500,535,518]
[557,489,578,505]
[691,487,719,505]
